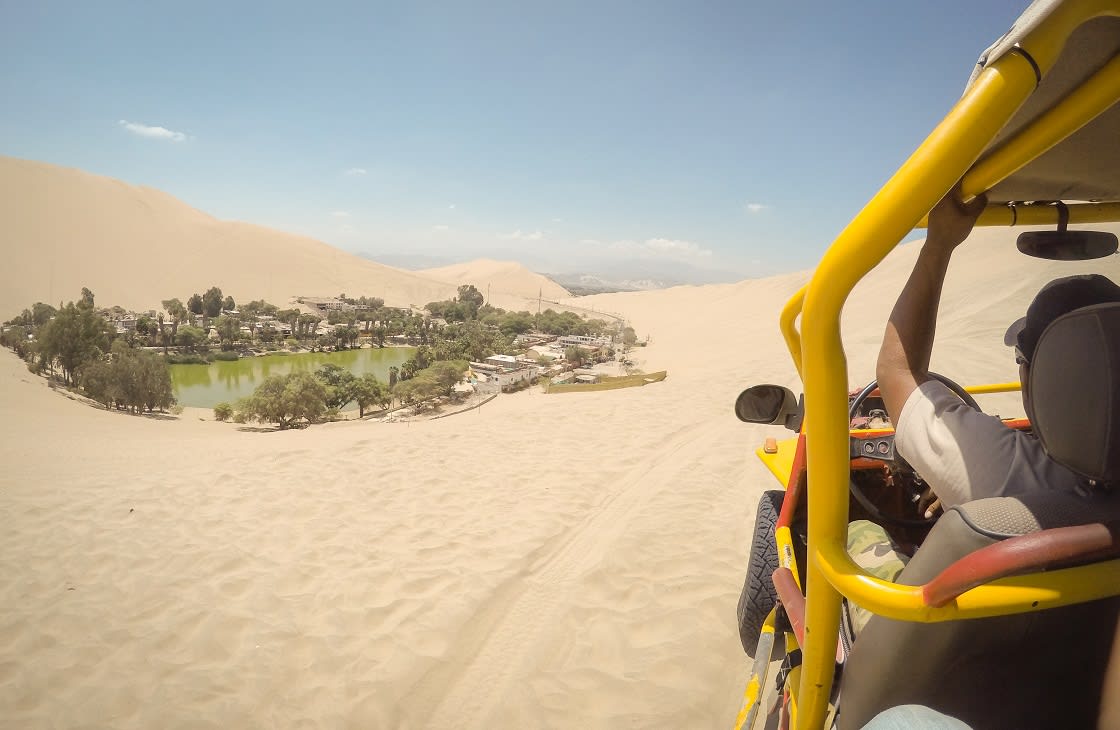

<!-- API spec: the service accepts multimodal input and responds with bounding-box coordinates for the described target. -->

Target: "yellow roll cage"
[777,2,1120,727]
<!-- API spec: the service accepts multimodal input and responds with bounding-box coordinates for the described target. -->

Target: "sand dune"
[0,157,559,318]
[3,162,1120,728]
[419,259,571,306]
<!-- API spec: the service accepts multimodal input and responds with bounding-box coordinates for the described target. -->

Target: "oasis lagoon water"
[171,347,416,409]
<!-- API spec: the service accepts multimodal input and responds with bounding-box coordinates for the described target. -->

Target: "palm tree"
[162,298,189,344]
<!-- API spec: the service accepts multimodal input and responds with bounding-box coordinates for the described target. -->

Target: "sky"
[1,1,1025,283]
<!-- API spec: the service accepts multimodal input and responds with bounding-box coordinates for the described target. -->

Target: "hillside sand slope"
[2,187,1120,727]
[0,157,557,317]
[420,259,571,304]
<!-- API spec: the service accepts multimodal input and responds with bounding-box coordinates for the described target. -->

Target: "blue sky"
[2,1,1023,281]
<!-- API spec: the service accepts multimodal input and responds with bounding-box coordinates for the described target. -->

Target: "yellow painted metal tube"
[917,200,1120,228]
[733,609,778,730]
[962,52,1120,201]
[964,381,1021,395]
[776,525,802,589]
[795,51,1043,730]
[780,286,807,379]
[814,538,1120,622]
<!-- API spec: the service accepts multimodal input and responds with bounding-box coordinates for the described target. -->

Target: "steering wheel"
[848,373,981,527]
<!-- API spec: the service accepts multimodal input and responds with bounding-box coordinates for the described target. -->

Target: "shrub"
[210,351,239,362]
[166,353,208,365]
[214,402,233,421]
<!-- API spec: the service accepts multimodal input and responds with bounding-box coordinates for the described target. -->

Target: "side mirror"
[735,384,803,431]
[1016,230,1118,261]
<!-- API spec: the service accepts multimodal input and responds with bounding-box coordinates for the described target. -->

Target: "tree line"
[213,359,469,429]
[1,288,174,414]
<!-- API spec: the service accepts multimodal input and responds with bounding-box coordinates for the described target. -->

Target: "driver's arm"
[876,185,986,421]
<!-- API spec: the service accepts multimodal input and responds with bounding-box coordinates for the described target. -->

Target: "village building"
[484,354,519,370]
[301,297,355,312]
[558,334,611,348]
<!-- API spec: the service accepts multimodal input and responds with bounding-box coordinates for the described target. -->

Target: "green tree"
[80,341,174,413]
[565,346,584,367]
[236,372,328,429]
[222,295,236,311]
[187,293,204,321]
[214,315,241,350]
[162,298,188,340]
[0,325,32,359]
[499,311,534,337]
[240,299,279,319]
[352,373,390,417]
[622,326,638,347]
[214,402,233,421]
[425,360,468,396]
[315,363,357,410]
[28,302,57,327]
[79,287,95,310]
[202,286,224,319]
[176,325,206,352]
[297,313,320,339]
[136,315,155,343]
[457,284,485,318]
[37,300,111,385]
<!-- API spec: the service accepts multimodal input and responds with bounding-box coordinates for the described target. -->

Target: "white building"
[485,354,519,370]
[558,334,610,348]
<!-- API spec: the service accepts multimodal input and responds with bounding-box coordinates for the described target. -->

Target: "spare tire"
[737,490,784,656]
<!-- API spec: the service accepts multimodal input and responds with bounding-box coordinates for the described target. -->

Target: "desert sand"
[0,156,567,317]
[3,160,1120,728]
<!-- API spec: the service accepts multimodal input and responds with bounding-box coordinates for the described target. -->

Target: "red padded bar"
[922,522,1120,608]
[773,567,806,644]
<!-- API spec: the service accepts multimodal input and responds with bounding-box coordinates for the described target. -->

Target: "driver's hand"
[918,486,943,520]
[925,182,987,255]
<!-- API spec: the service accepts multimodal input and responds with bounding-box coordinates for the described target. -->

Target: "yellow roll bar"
[789,3,1120,727]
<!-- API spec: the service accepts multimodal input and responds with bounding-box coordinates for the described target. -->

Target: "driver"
[876,184,1120,507]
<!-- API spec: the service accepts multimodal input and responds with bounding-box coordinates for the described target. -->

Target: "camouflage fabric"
[846,520,910,635]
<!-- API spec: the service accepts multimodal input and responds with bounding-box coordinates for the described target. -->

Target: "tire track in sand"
[417,419,723,728]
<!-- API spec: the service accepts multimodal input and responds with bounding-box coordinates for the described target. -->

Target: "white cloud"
[344,167,367,176]
[118,119,187,142]
[331,210,350,218]
[745,202,770,213]
[608,237,713,260]
[432,224,450,232]
[448,204,456,209]
[501,229,544,241]
[552,218,563,223]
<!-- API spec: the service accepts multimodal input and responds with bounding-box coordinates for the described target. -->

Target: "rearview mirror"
[1017,230,1118,260]
[735,384,803,431]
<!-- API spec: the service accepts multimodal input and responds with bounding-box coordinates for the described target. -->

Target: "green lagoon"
[171,347,416,408]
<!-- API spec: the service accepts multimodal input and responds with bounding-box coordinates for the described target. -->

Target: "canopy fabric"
[966,1,1120,204]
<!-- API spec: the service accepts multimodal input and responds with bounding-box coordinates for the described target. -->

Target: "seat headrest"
[1029,302,1120,483]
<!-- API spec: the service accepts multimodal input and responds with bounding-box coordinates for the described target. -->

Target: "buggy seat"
[839,302,1120,730]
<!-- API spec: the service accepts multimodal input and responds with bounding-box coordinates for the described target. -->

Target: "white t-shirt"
[893,380,1084,508]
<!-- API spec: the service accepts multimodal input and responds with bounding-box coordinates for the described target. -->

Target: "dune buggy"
[729,2,1120,728]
